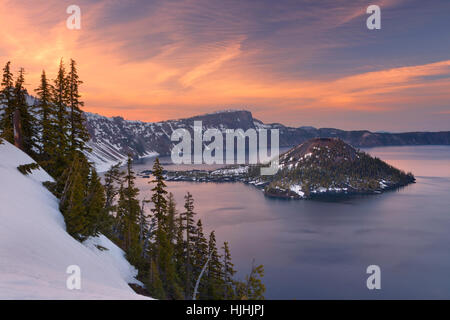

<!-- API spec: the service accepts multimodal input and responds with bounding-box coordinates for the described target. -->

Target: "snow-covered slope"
[84,110,257,171]
[0,140,149,299]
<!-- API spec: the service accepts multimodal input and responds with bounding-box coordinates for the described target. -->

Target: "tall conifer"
[192,219,208,299]
[35,70,56,165]
[0,61,14,142]
[182,192,196,299]
[52,59,70,174]
[86,169,107,236]
[67,59,89,152]
[222,242,236,299]
[117,156,142,265]
[11,68,37,155]
[206,231,224,299]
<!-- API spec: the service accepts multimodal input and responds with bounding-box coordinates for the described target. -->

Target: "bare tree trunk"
[13,109,23,150]
[193,251,212,300]
[60,161,75,209]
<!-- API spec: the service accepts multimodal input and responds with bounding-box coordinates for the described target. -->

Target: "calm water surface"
[133,146,450,299]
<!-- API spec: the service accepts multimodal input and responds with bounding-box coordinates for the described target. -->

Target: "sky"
[0,0,449,131]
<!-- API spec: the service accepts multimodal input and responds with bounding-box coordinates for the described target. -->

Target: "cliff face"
[84,110,258,170]
[85,110,450,171]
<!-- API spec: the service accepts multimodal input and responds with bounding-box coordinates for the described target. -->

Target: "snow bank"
[83,235,143,287]
[0,140,150,299]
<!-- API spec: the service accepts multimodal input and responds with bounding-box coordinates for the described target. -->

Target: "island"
[140,138,416,200]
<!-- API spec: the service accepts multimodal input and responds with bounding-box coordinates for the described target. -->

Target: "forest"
[0,60,265,300]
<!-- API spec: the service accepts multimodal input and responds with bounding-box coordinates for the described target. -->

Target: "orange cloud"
[0,0,449,130]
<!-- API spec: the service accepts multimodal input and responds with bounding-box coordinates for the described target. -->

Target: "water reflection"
[132,146,450,299]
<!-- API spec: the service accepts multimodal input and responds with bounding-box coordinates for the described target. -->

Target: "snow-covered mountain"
[7,94,450,172]
[85,110,450,172]
[84,110,258,171]
[0,140,149,299]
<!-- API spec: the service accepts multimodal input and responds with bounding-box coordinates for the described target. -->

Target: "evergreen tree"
[66,170,88,239]
[85,169,107,236]
[235,260,266,300]
[103,162,124,237]
[246,263,265,300]
[52,59,70,175]
[174,213,187,295]
[206,230,224,299]
[0,61,14,142]
[192,219,208,299]
[149,159,182,299]
[60,153,90,241]
[150,158,168,231]
[222,241,236,299]
[115,184,126,241]
[12,68,37,155]
[147,260,166,299]
[155,222,184,299]
[117,156,142,266]
[34,70,56,166]
[67,59,89,152]
[181,191,196,299]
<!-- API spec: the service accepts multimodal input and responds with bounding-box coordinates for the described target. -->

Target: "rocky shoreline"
[138,165,415,200]
[138,138,416,200]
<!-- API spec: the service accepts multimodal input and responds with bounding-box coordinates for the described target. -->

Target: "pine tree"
[115,184,126,241]
[85,169,107,236]
[222,241,236,299]
[56,152,106,242]
[117,156,142,266]
[103,162,124,237]
[149,159,182,299]
[60,153,90,241]
[206,230,224,299]
[235,260,265,300]
[246,263,265,300]
[34,70,56,166]
[12,68,37,155]
[66,170,88,239]
[149,158,168,271]
[182,191,196,299]
[174,213,187,295]
[156,223,184,300]
[52,59,70,175]
[67,59,89,152]
[147,260,166,299]
[150,158,168,231]
[0,61,14,143]
[192,219,208,299]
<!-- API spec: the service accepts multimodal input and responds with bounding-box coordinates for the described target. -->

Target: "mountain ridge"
[85,110,450,171]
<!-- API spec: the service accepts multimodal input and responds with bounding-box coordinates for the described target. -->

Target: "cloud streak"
[0,0,449,131]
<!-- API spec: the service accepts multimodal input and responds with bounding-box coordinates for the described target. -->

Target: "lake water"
[133,146,450,299]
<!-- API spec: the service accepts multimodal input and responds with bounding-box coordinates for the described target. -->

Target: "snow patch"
[289,184,305,197]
